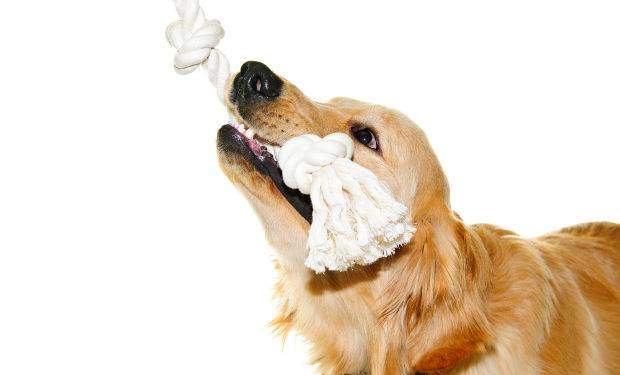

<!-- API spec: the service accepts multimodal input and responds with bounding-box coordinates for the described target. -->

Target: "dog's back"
[536,222,620,373]
[556,221,620,246]
[543,222,620,295]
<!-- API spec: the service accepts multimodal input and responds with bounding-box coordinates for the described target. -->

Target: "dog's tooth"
[245,128,255,138]
[265,144,274,155]
[272,146,280,160]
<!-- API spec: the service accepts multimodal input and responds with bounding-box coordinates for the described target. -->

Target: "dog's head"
[216,62,492,373]
[217,61,451,267]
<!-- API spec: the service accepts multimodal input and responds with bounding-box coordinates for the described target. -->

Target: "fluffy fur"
[217,70,620,374]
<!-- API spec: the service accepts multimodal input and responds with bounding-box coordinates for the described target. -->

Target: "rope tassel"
[278,134,416,272]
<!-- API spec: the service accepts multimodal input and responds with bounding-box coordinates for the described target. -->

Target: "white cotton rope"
[278,134,415,272]
[166,0,231,102]
[166,0,415,272]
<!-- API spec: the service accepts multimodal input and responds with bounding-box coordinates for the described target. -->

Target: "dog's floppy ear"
[377,209,492,373]
[412,216,491,373]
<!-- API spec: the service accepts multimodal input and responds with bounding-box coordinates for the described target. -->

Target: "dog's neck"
[266,194,496,373]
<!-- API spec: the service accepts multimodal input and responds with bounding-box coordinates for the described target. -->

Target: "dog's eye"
[351,126,378,150]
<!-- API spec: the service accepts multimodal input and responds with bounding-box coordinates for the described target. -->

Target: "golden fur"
[217,71,620,374]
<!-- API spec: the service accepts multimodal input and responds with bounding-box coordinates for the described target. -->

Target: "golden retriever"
[216,61,620,374]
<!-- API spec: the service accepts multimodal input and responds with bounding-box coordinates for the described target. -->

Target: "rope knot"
[166,0,230,102]
[277,133,415,272]
[278,133,354,194]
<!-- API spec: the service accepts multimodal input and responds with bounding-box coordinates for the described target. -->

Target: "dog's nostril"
[234,61,283,101]
[250,76,264,96]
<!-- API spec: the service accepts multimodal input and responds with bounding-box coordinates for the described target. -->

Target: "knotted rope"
[278,134,415,272]
[166,0,230,102]
[166,0,415,272]
[278,133,354,194]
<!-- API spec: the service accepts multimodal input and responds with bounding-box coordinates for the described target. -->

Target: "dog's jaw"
[216,124,313,222]
[216,122,313,268]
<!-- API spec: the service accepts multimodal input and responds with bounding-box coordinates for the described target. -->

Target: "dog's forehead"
[346,104,415,133]
[327,96,370,110]
[325,98,388,123]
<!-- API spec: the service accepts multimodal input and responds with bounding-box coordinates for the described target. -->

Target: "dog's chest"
[286,280,378,373]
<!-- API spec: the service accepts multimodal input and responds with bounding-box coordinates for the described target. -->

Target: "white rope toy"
[278,134,415,272]
[166,0,415,272]
[165,0,230,102]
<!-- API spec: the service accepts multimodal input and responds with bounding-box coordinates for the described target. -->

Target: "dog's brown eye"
[352,126,378,150]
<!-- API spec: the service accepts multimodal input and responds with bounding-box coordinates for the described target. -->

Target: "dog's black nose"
[231,61,282,103]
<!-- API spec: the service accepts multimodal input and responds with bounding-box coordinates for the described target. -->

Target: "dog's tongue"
[260,151,313,223]
[244,137,261,155]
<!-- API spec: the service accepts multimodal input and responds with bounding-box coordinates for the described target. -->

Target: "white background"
[0,0,618,374]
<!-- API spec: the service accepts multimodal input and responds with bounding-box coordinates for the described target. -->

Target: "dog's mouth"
[217,122,313,223]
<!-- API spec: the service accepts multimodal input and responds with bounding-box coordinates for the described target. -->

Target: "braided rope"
[278,134,415,272]
[278,133,354,194]
[166,0,230,102]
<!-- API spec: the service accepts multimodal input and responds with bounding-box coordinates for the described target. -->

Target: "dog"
[216,61,620,374]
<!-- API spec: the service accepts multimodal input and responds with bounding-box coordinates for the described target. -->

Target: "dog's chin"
[216,124,313,223]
